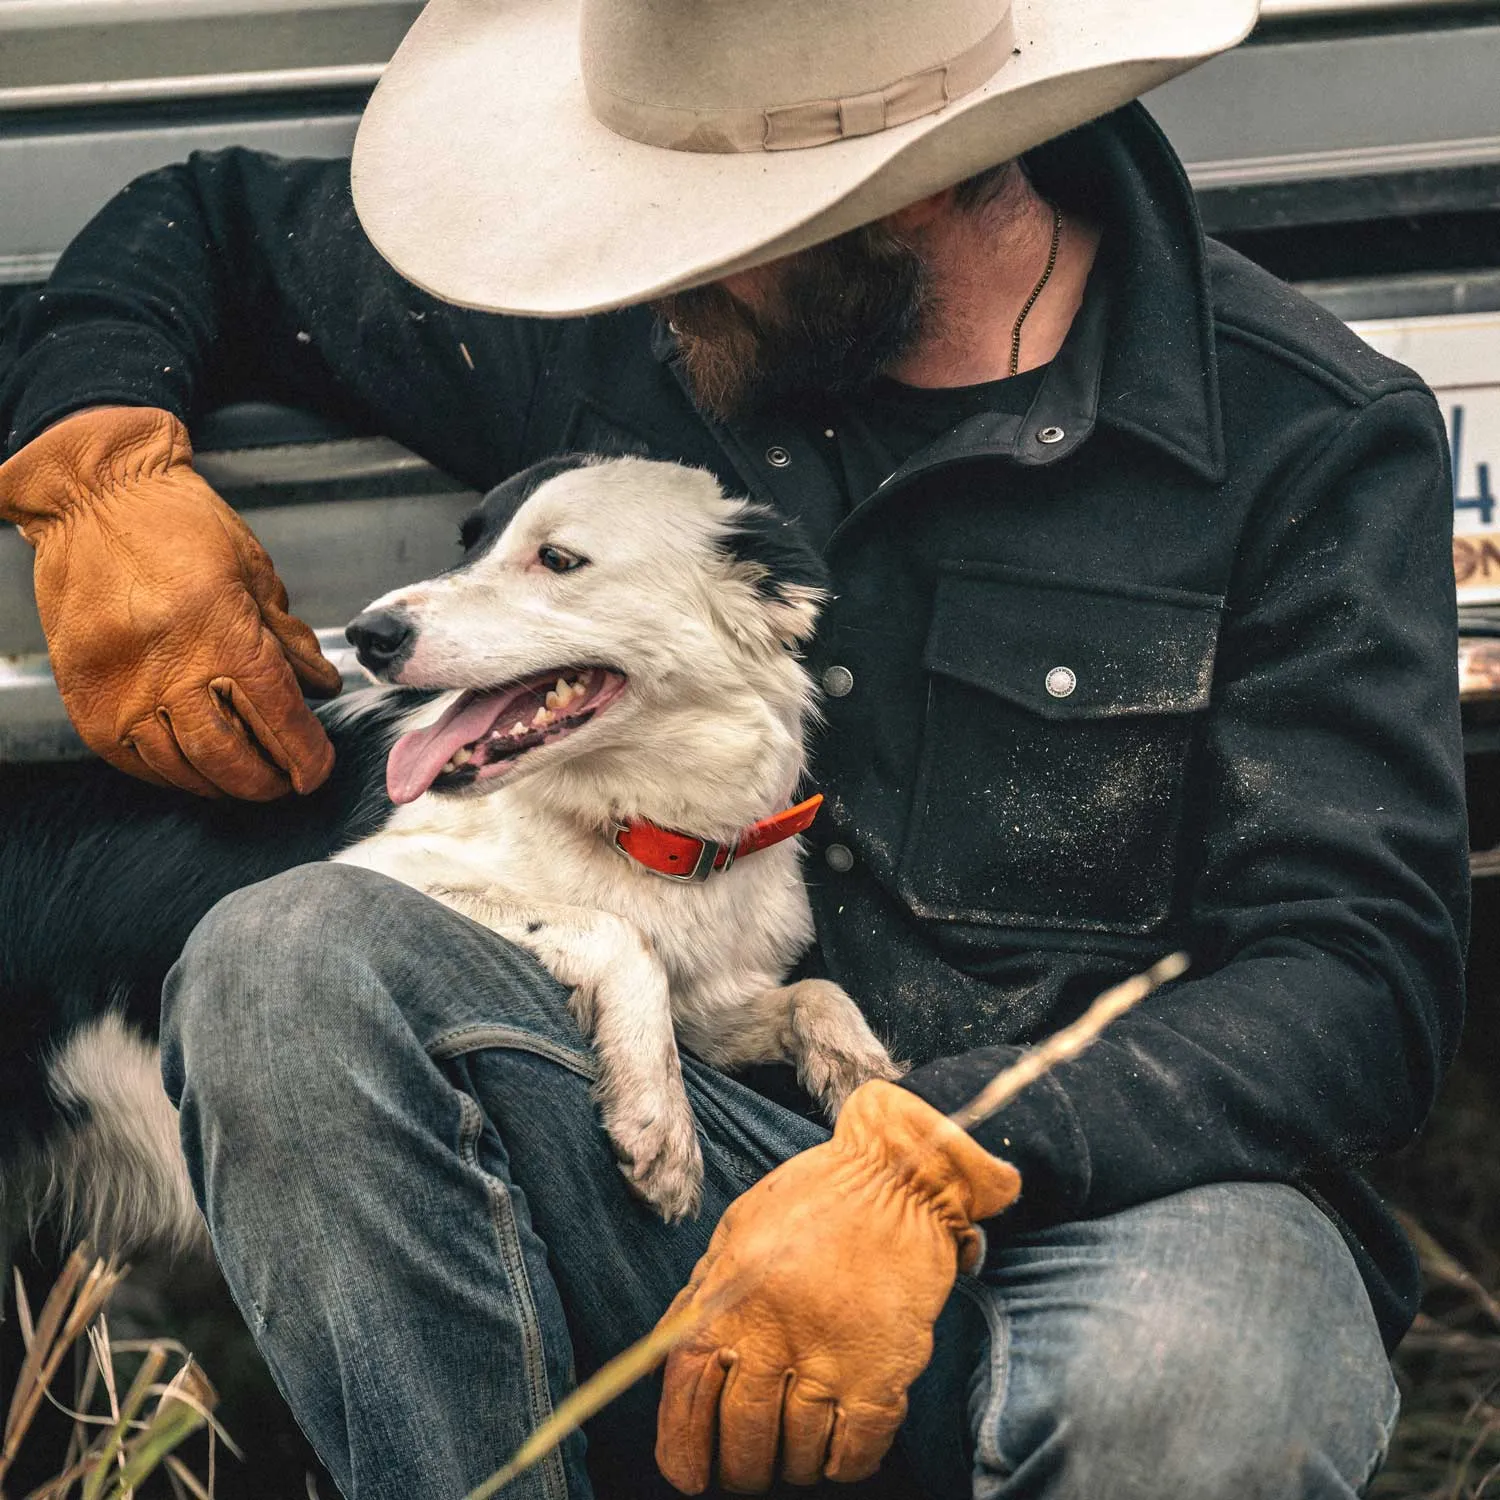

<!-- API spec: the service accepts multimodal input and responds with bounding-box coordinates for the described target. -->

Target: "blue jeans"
[161,865,1399,1500]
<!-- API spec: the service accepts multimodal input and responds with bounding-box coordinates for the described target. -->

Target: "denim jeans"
[161,865,1399,1500]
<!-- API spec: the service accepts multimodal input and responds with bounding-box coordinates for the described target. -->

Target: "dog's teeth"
[555,677,572,704]
[544,690,562,711]
[532,706,554,727]
[451,747,472,767]
[511,721,529,737]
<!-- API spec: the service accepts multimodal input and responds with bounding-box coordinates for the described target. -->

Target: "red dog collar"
[612,794,823,882]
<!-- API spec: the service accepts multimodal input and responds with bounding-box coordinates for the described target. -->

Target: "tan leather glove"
[0,406,341,799]
[655,1079,1021,1494]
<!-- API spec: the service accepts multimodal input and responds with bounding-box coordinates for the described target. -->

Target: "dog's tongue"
[386,690,511,805]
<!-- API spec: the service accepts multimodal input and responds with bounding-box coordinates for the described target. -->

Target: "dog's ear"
[721,505,830,647]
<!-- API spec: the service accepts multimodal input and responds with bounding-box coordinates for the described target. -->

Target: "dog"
[0,454,899,1258]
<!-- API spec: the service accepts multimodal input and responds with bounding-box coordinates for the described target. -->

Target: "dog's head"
[347,456,828,827]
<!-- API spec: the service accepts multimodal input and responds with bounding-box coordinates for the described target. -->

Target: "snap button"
[825,843,855,873]
[822,665,854,698]
[1046,666,1077,699]
[1037,426,1066,445]
[765,445,792,468]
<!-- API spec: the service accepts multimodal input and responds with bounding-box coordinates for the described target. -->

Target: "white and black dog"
[0,455,898,1258]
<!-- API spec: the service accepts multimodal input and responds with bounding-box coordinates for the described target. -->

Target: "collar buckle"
[611,823,735,882]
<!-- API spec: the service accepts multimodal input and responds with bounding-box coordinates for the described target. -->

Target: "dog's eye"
[538,544,588,574]
[458,514,484,552]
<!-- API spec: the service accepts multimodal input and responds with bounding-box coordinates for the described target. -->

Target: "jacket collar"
[651,102,1226,489]
[1038,102,1225,484]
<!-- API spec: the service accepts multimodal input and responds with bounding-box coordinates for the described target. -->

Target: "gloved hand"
[655,1079,1021,1494]
[0,406,341,799]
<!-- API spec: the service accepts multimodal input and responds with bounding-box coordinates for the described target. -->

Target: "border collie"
[0,455,898,1254]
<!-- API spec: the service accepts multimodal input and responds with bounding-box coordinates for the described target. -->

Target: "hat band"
[586,6,1016,155]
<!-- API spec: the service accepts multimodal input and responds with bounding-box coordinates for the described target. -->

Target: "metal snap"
[822,665,854,698]
[825,843,855,873]
[765,445,792,468]
[1046,666,1078,699]
[1037,426,1066,445]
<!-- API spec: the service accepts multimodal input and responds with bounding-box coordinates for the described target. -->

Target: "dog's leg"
[685,979,903,1121]
[427,889,704,1221]
[781,979,904,1117]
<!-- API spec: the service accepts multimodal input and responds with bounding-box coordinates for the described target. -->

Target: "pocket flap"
[923,564,1222,720]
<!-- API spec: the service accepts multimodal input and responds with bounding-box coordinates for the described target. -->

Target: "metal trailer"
[3,0,1499,870]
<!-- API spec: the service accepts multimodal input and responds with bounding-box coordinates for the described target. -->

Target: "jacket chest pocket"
[897,564,1222,935]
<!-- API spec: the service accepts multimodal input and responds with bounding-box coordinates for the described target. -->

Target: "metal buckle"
[611,824,734,882]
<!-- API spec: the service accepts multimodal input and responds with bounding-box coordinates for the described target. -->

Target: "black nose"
[345,610,415,674]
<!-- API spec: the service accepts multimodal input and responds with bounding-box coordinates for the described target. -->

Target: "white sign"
[1349,311,1500,605]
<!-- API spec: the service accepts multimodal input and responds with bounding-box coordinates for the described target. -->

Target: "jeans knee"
[978,1188,1399,1500]
[162,864,421,1119]
[1044,1310,1396,1498]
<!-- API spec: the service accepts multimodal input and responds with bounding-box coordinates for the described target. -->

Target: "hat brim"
[352,0,1257,318]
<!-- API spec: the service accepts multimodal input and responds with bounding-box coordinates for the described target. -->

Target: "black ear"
[720,503,829,645]
[721,504,830,600]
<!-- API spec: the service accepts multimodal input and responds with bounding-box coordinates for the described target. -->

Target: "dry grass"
[1,1249,232,1500]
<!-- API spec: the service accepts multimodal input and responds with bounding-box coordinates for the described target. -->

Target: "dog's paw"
[804,1040,906,1120]
[606,1095,704,1222]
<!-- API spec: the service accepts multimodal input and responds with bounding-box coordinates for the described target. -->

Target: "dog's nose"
[345,609,415,674]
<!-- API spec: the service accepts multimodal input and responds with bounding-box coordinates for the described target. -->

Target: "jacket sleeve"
[899,386,1470,1232]
[0,148,554,488]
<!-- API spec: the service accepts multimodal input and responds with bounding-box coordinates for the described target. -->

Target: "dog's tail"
[33,1012,206,1259]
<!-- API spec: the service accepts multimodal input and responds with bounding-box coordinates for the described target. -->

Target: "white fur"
[18,458,896,1247]
[39,1013,206,1255]
[339,458,899,1217]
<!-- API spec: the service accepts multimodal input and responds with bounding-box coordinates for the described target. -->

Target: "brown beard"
[655,223,930,422]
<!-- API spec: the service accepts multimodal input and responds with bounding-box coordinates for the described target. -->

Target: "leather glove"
[655,1079,1021,1494]
[0,406,342,799]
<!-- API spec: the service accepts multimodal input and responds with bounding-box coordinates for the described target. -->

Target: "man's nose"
[345,609,415,674]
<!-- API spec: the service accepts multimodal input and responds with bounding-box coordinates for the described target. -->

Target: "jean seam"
[428,1023,599,1080]
[456,1092,569,1500]
[957,1273,1016,1484]
[1355,1365,1402,1497]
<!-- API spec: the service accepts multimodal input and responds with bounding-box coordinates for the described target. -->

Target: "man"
[0,0,1469,1496]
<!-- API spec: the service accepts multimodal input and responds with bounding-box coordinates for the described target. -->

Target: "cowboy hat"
[351,0,1259,318]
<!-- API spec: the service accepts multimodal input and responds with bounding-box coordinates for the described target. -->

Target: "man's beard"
[656,224,930,422]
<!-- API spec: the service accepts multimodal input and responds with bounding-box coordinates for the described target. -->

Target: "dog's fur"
[1,455,897,1252]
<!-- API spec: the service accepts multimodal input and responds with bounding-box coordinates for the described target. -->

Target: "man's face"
[655,222,929,422]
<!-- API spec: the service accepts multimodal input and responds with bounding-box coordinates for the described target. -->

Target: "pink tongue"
[386,689,519,805]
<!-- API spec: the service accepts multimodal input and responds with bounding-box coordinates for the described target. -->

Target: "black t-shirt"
[827,364,1048,507]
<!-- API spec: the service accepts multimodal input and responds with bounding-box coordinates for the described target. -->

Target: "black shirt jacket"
[0,104,1470,1350]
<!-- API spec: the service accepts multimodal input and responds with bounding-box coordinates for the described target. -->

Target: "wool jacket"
[0,105,1469,1349]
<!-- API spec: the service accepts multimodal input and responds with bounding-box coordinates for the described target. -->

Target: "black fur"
[0,688,429,1183]
[721,503,830,602]
[455,454,595,564]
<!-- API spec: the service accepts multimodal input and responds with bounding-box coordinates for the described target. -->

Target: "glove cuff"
[833,1079,1021,1252]
[0,406,192,534]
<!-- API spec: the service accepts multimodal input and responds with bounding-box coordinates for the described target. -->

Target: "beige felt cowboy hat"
[352,0,1260,318]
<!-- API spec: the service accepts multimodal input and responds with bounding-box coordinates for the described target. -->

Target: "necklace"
[1009,202,1064,378]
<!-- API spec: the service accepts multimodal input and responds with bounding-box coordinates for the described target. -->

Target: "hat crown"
[582,0,1013,151]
